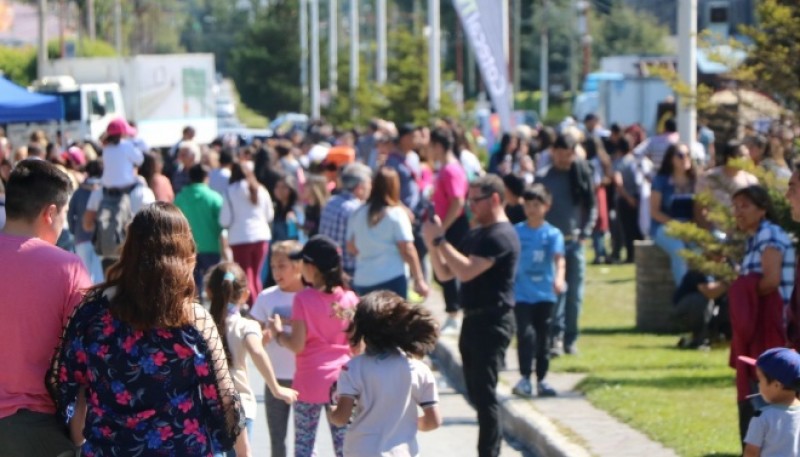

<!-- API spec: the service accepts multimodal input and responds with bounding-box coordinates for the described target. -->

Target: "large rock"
[635,240,679,333]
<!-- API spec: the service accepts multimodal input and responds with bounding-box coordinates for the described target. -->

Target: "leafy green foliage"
[1,38,116,87]
[0,47,37,87]
[378,28,458,125]
[738,0,800,108]
[666,160,799,282]
[227,1,302,119]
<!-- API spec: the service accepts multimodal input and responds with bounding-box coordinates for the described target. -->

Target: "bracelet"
[432,235,446,247]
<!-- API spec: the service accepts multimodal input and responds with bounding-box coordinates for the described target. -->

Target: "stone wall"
[635,240,680,333]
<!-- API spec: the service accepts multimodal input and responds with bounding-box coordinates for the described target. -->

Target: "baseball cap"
[289,235,342,272]
[61,146,87,166]
[739,348,800,390]
[106,118,137,137]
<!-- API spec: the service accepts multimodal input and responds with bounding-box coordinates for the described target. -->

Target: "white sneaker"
[512,378,535,398]
[441,317,461,336]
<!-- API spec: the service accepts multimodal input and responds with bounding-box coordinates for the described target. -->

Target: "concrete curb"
[431,336,592,457]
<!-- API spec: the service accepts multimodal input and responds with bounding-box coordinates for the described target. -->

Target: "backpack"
[93,183,138,257]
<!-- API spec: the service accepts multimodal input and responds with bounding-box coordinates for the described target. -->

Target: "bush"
[0,47,37,86]
[666,159,798,281]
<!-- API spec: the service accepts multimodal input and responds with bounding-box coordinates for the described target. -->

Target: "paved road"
[246,358,533,456]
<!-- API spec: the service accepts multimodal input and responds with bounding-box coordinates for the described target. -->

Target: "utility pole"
[114,0,121,54]
[300,0,309,108]
[37,0,47,79]
[310,0,321,118]
[428,0,440,114]
[376,0,387,84]
[58,0,65,58]
[577,0,591,80]
[86,0,96,40]
[678,0,697,144]
[540,0,549,119]
[349,0,359,94]
[329,0,338,98]
[512,0,521,91]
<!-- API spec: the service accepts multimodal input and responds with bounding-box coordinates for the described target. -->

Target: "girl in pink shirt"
[270,235,358,457]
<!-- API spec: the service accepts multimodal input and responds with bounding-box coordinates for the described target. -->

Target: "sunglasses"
[467,194,493,205]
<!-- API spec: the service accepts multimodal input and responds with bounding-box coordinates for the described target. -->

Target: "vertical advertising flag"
[452,0,513,133]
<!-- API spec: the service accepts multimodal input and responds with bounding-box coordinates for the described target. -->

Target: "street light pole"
[329,0,338,98]
[428,0,440,114]
[114,0,121,54]
[310,0,321,119]
[37,0,47,79]
[349,0,359,94]
[376,0,387,84]
[678,0,697,144]
[540,0,549,119]
[300,0,309,107]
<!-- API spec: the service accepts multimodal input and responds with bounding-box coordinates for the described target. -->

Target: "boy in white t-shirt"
[740,348,800,457]
[250,240,304,457]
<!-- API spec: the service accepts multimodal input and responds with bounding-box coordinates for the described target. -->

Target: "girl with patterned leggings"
[270,235,359,457]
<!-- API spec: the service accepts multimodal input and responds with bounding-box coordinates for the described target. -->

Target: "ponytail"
[205,262,248,363]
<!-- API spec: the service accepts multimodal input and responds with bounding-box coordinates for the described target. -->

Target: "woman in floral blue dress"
[47,202,248,457]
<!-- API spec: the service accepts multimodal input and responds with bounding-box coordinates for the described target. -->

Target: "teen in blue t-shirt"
[512,184,565,398]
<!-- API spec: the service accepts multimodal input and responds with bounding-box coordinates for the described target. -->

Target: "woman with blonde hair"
[301,174,329,238]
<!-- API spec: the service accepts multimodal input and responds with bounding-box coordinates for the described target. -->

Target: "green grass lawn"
[550,263,740,457]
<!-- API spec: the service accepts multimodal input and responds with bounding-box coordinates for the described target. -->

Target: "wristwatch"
[432,235,446,247]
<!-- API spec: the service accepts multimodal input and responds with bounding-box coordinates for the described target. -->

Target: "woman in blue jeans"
[649,143,698,285]
[347,167,429,299]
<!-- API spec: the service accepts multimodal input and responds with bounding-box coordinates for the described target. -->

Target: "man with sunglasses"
[422,174,520,457]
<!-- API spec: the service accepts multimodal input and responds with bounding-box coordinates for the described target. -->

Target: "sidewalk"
[422,290,680,457]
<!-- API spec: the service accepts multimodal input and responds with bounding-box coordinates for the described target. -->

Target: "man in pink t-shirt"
[0,160,91,457]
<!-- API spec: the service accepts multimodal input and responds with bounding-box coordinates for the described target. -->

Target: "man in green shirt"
[175,164,224,296]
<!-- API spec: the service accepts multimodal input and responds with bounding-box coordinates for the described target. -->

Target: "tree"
[738,0,800,109]
[379,27,458,125]
[589,1,669,59]
[518,0,669,95]
[227,1,302,119]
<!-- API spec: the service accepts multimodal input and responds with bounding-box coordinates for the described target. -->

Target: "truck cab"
[30,76,126,143]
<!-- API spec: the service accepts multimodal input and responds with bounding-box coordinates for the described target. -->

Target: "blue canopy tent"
[0,77,63,123]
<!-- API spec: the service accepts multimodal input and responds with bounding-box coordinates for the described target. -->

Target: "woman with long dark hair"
[649,143,697,285]
[221,162,274,304]
[139,151,175,203]
[347,167,429,299]
[48,202,248,456]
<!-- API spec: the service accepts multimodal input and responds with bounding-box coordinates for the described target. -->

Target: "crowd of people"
[2,108,800,457]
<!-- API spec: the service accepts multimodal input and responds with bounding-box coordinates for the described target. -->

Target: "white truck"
[573,72,674,135]
[38,53,218,149]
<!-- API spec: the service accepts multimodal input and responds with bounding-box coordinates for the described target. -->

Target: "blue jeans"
[591,229,607,261]
[551,241,586,348]
[213,418,253,457]
[75,241,104,284]
[194,253,221,297]
[353,274,408,299]
[652,225,688,285]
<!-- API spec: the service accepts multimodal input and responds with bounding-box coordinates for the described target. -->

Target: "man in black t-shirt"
[423,174,520,457]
